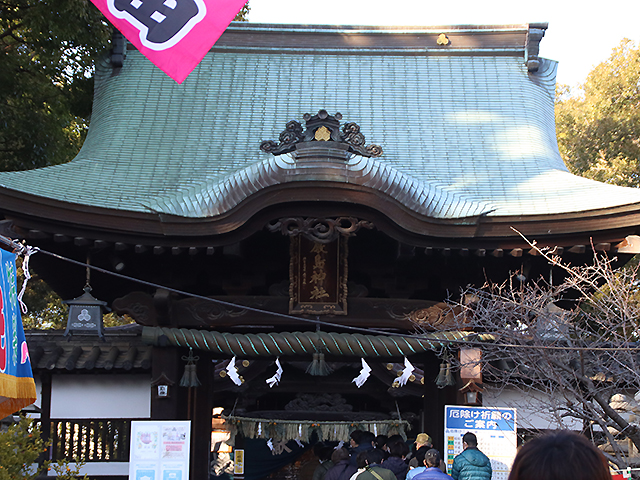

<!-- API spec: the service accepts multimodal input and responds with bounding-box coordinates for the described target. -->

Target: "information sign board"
[444,405,517,480]
[129,420,191,480]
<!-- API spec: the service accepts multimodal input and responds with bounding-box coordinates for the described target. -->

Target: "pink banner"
[91,0,247,83]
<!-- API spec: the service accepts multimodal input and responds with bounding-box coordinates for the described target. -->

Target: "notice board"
[444,405,517,480]
[129,420,191,480]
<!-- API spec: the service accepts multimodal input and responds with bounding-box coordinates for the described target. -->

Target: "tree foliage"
[0,0,112,172]
[556,39,640,187]
[0,0,249,173]
[416,244,640,469]
[0,415,86,479]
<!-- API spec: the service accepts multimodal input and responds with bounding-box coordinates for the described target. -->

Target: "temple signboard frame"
[289,235,348,315]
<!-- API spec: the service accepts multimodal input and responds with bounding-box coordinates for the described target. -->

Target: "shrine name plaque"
[289,236,347,315]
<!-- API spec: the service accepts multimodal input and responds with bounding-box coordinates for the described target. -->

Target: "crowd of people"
[312,429,614,480]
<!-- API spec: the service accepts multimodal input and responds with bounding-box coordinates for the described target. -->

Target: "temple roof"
[1,22,640,242]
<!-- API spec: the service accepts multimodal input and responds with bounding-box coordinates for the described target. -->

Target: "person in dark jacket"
[413,449,452,480]
[313,443,335,480]
[357,449,398,480]
[381,439,410,480]
[326,447,359,480]
[350,431,376,467]
[451,433,492,480]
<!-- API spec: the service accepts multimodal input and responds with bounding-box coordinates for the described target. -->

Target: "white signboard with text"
[129,420,191,480]
[444,406,517,480]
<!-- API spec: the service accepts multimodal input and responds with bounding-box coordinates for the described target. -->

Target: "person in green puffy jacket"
[451,433,492,480]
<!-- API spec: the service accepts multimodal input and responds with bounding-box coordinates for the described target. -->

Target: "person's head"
[359,431,376,448]
[389,440,410,459]
[462,432,478,449]
[314,443,333,462]
[365,448,386,466]
[331,447,350,464]
[356,451,369,469]
[415,446,430,467]
[415,433,433,448]
[424,449,441,468]
[375,435,388,450]
[350,430,364,447]
[508,431,611,480]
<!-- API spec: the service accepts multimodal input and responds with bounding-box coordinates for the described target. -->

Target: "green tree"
[1,1,249,173]
[0,0,113,172]
[0,415,87,479]
[555,39,640,187]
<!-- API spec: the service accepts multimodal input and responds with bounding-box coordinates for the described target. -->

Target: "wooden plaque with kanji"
[289,236,347,315]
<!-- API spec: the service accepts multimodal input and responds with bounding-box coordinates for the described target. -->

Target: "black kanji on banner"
[111,0,204,47]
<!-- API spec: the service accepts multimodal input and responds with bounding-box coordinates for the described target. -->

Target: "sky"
[246,0,640,88]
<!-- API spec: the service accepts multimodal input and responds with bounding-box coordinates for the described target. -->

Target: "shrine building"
[1,22,640,479]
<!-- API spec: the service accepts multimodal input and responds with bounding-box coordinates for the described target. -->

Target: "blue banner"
[445,406,516,432]
[0,248,36,418]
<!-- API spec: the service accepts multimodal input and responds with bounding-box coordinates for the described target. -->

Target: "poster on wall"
[444,405,517,480]
[129,420,191,480]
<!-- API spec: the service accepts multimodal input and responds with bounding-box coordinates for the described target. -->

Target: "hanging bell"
[444,362,456,386]
[180,348,201,387]
[435,362,448,388]
[305,352,333,376]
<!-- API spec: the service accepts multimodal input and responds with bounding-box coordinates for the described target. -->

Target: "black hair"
[508,431,611,480]
[462,432,477,447]
[366,448,386,465]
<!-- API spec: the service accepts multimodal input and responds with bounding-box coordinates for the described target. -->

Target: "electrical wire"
[4,234,640,352]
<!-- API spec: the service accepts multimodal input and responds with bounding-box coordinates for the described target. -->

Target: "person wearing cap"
[412,449,452,480]
[406,446,429,480]
[408,434,432,468]
[451,433,492,480]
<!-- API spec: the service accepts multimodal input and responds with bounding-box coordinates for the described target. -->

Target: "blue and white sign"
[444,406,517,480]
[446,406,515,431]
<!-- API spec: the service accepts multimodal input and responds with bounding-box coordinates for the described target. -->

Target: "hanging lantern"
[64,285,109,338]
[459,380,484,405]
[180,348,201,388]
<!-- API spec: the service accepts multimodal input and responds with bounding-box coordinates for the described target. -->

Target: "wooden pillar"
[190,352,213,480]
[150,346,184,420]
[39,372,52,466]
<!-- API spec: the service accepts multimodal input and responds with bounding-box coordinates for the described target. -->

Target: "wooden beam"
[28,230,50,239]
[459,248,469,257]
[171,247,182,255]
[94,240,109,249]
[73,237,91,246]
[115,242,128,251]
[135,244,147,254]
[509,248,523,257]
[595,243,611,252]
[475,249,486,257]
[53,233,71,243]
[206,247,215,255]
[568,245,586,254]
[442,248,451,256]
[491,249,503,257]
[189,247,198,256]
[153,246,165,255]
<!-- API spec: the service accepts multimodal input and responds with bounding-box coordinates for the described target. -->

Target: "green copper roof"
[2,23,640,220]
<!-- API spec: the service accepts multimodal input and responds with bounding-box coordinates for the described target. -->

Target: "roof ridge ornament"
[260,109,383,158]
[525,23,548,72]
